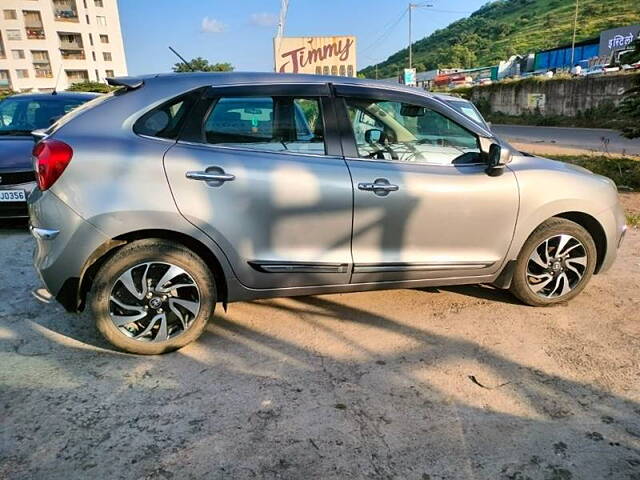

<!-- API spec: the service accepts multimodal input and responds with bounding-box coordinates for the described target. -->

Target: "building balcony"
[0,79,11,88]
[26,28,46,40]
[54,10,79,22]
[59,40,83,50]
[60,49,85,60]
[35,69,53,78]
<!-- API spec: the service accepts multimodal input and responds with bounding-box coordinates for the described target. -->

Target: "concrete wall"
[469,73,638,117]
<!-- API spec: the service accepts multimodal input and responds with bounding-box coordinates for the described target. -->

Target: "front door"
[335,88,519,284]
[164,84,353,289]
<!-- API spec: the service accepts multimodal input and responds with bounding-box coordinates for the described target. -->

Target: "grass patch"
[626,212,640,227]
[543,155,640,192]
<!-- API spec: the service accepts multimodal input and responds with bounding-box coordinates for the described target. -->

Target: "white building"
[0,0,127,92]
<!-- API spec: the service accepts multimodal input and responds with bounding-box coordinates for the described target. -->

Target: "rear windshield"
[44,93,112,135]
[0,95,93,136]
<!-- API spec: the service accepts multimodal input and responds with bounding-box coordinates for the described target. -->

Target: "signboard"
[527,93,546,111]
[599,24,640,58]
[403,68,416,86]
[274,36,356,76]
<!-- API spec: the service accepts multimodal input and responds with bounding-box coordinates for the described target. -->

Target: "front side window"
[344,98,481,165]
[202,96,326,156]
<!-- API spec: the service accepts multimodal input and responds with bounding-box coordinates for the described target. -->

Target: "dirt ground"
[1,221,639,480]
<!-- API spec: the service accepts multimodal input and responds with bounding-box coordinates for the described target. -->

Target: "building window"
[32,50,53,78]
[91,51,96,61]
[94,0,104,6]
[6,30,22,41]
[331,65,338,76]
[347,65,354,77]
[95,69,99,81]
[3,10,18,20]
[12,50,25,60]
[65,69,89,83]
[16,69,30,79]
[105,69,114,77]
[85,14,90,24]
[96,15,106,26]
[102,51,112,61]
[339,65,346,76]
[53,0,79,22]
[0,70,12,89]
[24,11,46,39]
[100,34,109,43]
[88,33,93,45]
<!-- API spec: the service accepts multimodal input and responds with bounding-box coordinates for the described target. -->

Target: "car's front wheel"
[89,239,216,354]
[510,218,597,307]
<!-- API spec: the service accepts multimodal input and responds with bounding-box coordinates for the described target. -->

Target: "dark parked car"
[0,92,98,218]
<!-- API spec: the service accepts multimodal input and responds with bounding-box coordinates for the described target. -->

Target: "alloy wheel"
[526,234,588,299]
[108,262,201,342]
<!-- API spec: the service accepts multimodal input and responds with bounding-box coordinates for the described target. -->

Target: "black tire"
[89,239,216,354]
[510,218,597,307]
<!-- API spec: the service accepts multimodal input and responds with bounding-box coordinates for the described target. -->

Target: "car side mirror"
[365,128,384,144]
[485,143,511,176]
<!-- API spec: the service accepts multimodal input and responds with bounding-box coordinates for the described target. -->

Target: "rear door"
[163,83,354,289]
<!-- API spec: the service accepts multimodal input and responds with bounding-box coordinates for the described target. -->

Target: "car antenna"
[51,63,64,95]
[168,46,194,72]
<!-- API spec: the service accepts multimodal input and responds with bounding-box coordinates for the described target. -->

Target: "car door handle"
[186,171,235,182]
[358,178,399,194]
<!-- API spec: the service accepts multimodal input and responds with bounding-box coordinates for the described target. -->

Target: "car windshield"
[444,99,488,129]
[0,96,89,136]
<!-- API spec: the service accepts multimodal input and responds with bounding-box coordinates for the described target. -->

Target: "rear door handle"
[186,171,235,182]
[358,178,399,195]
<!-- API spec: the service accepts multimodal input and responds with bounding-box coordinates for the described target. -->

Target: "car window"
[202,96,326,156]
[445,100,487,128]
[344,98,482,165]
[0,96,89,135]
[134,89,203,140]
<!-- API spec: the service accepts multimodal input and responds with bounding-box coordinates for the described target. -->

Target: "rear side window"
[134,89,203,140]
[202,96,326,155]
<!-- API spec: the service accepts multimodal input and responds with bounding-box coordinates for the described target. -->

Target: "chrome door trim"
[249,261,349,274]
[352,261,495,274]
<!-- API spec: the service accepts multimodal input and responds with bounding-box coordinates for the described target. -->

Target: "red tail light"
[33,139,73,191]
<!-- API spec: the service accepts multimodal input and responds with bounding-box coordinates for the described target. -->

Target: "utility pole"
[408,3,433,70]
[570,0,579,67]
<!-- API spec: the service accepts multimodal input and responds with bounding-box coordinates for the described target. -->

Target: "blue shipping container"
[534,43,599,70]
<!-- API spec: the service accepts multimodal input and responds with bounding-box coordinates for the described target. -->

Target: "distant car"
[29,73,625,355]
[0,91,98,218]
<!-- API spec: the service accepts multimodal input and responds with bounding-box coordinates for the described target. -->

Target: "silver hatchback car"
[29,73,626,354]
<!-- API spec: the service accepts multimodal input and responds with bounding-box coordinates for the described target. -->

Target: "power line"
[361,6,409,55]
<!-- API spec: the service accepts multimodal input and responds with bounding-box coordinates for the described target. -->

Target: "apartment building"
[0,0,127,92]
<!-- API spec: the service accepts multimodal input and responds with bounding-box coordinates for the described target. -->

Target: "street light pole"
[570,0,579,67]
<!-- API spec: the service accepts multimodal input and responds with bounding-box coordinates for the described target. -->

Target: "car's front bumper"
[597,200,627,274]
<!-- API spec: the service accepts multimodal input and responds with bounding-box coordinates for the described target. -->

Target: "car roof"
[116,71,439,97]
[7,91,100,100]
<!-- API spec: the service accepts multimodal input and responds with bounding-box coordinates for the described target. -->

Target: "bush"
[66,81,114,93]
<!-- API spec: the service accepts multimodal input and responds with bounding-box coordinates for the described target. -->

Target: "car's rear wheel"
[510,218,597,307]
[89,239,216,354]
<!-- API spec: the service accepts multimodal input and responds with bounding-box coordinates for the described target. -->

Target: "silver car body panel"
[27,72,625,309]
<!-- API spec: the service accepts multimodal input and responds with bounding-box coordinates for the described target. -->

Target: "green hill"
[359,0,640,78]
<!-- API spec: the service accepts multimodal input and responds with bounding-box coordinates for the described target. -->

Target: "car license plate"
[0,190,26,202]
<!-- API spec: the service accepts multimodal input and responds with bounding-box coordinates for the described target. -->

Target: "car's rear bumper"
[0,181,36,218]
[28,188,110,303]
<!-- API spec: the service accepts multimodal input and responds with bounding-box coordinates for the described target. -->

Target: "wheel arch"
[76,229,229,312]
[553,211,607,274]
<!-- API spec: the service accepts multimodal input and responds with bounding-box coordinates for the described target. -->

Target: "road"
[1,221,640,479]
[492,124,640,157]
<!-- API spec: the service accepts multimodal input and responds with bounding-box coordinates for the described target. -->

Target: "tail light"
[33,139,73,191]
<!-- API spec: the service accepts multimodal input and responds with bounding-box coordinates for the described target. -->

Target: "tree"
[620,39,640,65]
[66,81,114,93]
[173,57,234,73]
[0,89,16,100]
[619,75,640,139]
